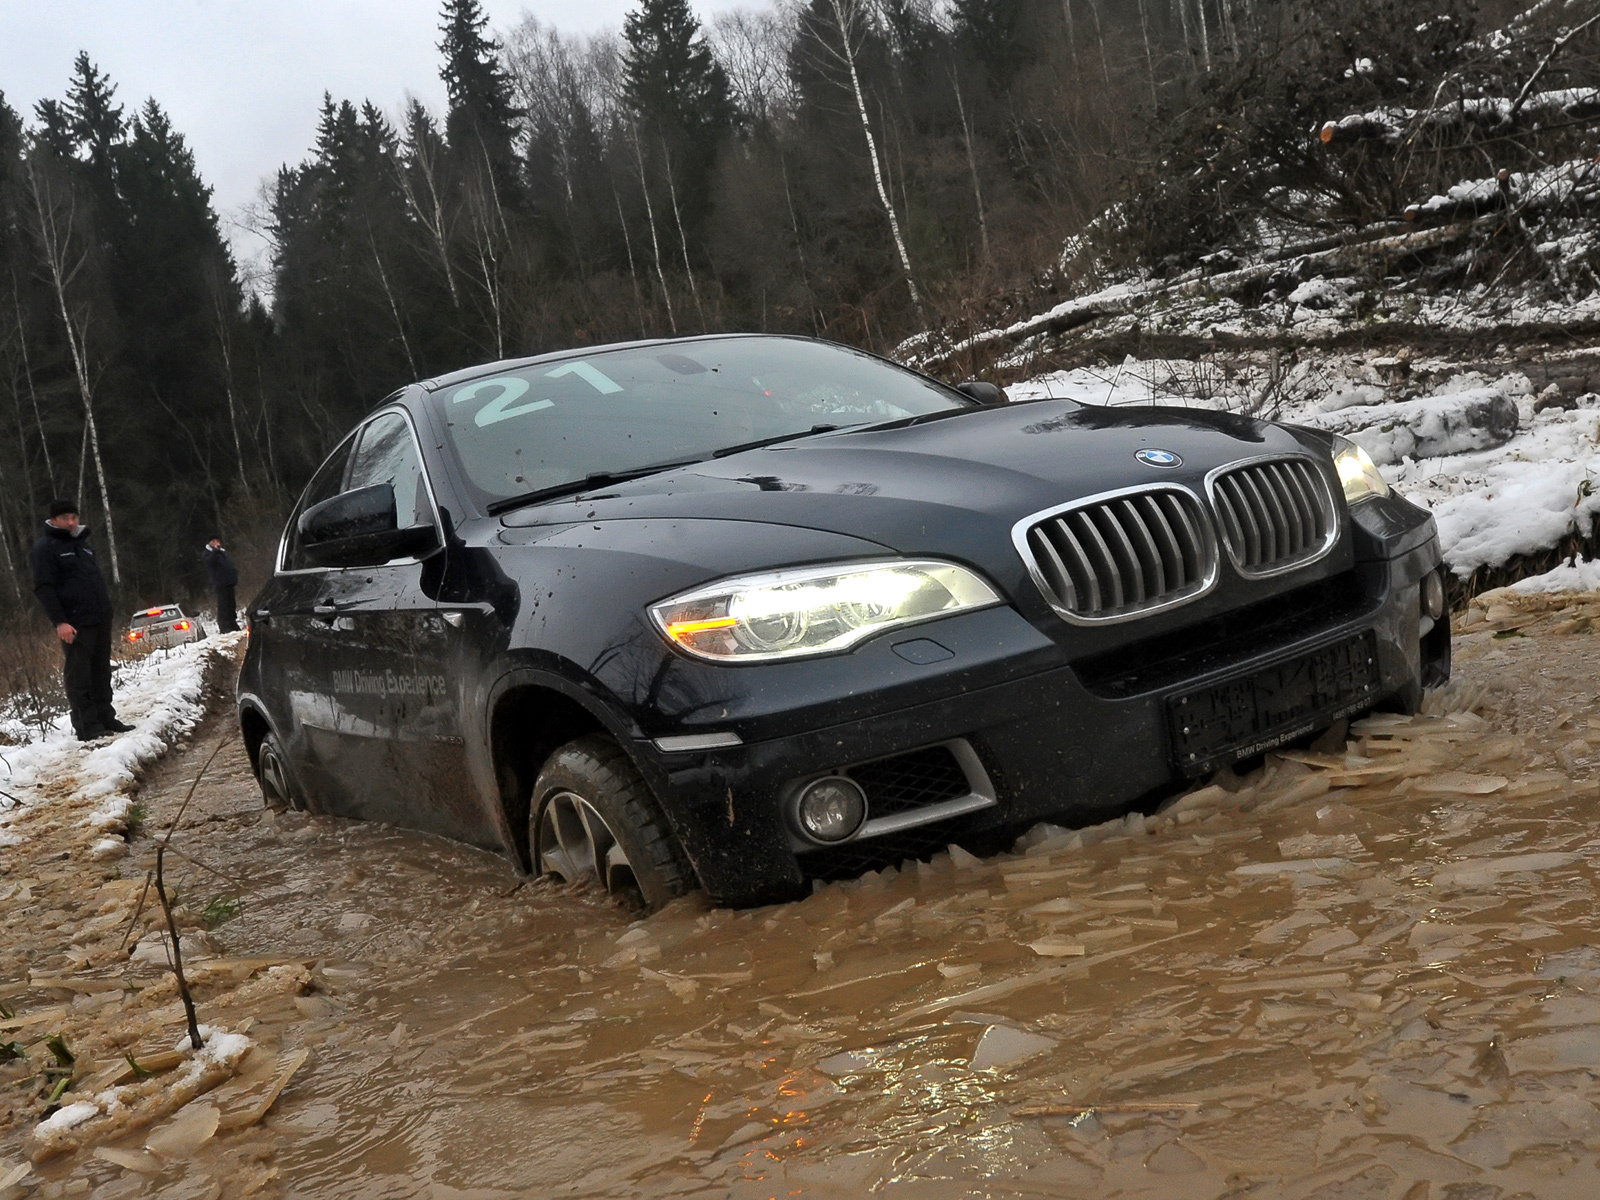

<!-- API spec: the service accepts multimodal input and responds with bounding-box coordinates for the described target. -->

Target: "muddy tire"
[531,735,691,910]
[257,731,302,812]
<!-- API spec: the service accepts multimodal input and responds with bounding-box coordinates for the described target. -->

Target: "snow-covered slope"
[0,634,242,850]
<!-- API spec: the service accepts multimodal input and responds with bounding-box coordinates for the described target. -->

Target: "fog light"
[1423,571,1445,621]
[796,777,867,843]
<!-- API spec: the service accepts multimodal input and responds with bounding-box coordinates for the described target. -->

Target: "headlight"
[1331,436,1390,504]
[651,560,1001,662]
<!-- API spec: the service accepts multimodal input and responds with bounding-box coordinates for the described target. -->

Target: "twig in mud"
[155,843,202,1051]
[118,870,154,951]
[1012,1102,1201,1116]
[160,843,246,891]
[143,734,234,1050]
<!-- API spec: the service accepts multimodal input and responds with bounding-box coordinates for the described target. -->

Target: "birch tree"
[23,151,120,585]
[805,0,927,329]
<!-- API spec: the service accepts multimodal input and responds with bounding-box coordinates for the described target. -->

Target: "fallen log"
[919,221,1479,372]
[1318,86,1600,146]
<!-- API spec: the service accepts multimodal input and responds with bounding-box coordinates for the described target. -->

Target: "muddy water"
[21,595,1600,1198]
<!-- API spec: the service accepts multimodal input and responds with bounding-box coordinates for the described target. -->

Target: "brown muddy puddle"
[18,595,1600,1198]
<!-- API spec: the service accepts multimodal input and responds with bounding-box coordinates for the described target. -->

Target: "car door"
[261,433,362,812]
[310,409,480,839]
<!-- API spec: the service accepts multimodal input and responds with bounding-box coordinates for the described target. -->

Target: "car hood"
[499,400,1323,560]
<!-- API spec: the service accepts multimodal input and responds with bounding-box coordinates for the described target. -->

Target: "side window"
[347,412,432,531]
[281,437,355,571]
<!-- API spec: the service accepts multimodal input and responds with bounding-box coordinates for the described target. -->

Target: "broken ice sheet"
[1412,772,1509,795]
[718,1120,771,1151]
[1291,927,1359,957]
[212,1048,310,1131]
[969,1024,1056,1070]
[816,1049,881,1077]
[145,1101,220,1160]
[1028,936,1086,958]
[1253,910,1331,945]
[93,1146,160,1174]
[1278,833,1365,858]
[1433,852,1580,888]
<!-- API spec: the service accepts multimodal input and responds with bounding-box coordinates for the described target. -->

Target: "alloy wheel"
[536,790,639,898]
[259,745,293,811]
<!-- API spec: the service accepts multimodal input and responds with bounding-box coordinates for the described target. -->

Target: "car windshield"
[427,337,968,509]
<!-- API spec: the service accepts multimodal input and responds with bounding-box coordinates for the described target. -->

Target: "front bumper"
[634,529,1445,906]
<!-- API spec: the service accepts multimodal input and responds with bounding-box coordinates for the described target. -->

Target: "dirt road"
[9,592,1600,1198]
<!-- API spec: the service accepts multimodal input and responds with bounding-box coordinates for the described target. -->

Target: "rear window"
[131,606,183,627]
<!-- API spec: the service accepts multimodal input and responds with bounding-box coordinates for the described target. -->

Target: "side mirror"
[299,484,438,568]
[957,381,1009,406]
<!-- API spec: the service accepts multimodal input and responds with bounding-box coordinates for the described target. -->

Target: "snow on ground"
[1012,355,1600,583]
[0,632,242,848]
[1502,556,1600,596]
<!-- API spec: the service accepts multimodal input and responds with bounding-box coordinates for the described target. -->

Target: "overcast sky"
[3,1,744,263]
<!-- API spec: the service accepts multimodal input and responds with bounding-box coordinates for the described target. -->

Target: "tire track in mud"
[10,591,1600,1197]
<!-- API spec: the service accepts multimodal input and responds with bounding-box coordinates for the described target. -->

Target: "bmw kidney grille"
[1209,458,1337,578]
[1019,487,1218,623]
[1017,457,1339,623]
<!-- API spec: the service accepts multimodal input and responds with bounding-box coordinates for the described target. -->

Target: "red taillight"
[128,630,144,641]
[143,607,164,617]
[173,621,190,631]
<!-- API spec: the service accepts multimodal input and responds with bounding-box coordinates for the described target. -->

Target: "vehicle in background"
[126,605,204,650]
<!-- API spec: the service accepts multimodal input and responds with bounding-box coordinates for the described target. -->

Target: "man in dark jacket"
[203,537,240,634]
[30,499,131,741]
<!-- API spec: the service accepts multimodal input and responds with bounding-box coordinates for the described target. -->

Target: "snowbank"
[1299,387,1520,465]
[1504,556,1600,596]
[0,633,242,848]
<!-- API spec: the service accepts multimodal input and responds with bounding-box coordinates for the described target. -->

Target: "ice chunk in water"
[93,1147,160,1174]
[145,1102,220,1160]
[969,1024,1056,1070]
[1028,937,1086,958]
[948,844,983,870]
[816,1049,879,1076]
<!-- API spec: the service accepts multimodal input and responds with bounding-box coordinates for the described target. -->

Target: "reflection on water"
[28,594,1600,1198]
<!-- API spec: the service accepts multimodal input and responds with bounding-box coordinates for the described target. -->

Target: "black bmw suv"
[237,334,1449,907]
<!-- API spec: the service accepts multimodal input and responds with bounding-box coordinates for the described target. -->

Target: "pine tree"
[950,0,1038,90]
[30,100,76,162]
[438,0,521,197]
[65,53,124,169]
[622,0,736,145]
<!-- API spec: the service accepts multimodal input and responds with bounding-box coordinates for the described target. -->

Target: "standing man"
[203,537,239,634]
[30,499,132,741]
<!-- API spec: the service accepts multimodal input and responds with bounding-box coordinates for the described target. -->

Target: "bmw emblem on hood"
[1136,448,1182,469]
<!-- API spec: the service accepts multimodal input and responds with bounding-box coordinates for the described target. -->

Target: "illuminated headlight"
[1331,436,1390,504]
[651,560,1001,662]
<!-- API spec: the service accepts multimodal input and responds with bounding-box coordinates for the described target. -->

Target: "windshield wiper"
[710,424,845,458]
[486,459,703,516]
[487,425,850,516]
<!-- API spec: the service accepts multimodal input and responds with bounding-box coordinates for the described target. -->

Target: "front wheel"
[257,731,303,812]
[531,736,690,909]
